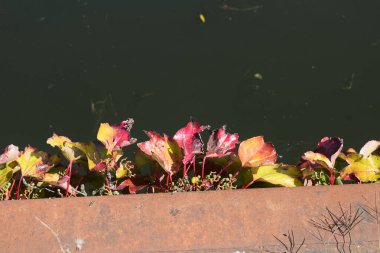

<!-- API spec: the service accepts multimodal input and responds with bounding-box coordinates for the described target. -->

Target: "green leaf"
[76,142,120,171]
[250,164,303,187]
[339,152,363,164]
[0,163,13,187]
[341,155,380,182]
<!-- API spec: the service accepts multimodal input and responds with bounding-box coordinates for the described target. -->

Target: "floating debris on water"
[342,72,355,90]
[221,4,263,13]
[254,73,263,80]
[199,13,206,23]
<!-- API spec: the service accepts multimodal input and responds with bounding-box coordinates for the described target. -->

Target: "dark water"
[1,0,380,163]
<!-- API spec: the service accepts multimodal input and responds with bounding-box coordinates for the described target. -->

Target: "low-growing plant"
[271,230,305,253]
[360,192,380,251]
[0,118,379,200]
[309,203,364,253]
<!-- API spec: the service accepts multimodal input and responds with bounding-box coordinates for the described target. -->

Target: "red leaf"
[299,137,343,185]
[206,126,239,158]
[173,121,210,165]
[299,137,343,168]
[314,137,343,165]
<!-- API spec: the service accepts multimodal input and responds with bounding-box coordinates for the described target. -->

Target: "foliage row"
[0,119,379,200]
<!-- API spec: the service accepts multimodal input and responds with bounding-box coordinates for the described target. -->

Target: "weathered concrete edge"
[1,184,379,253]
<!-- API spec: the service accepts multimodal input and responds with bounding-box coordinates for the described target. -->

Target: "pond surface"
[1,0,379,163]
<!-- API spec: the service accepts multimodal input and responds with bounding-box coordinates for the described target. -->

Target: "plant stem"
[74,176,85,192]
[201,156,207,179]
[182,163,189,180]
[154,164,163,189]
[65,160,73,197]
[229,167,244,184]
[112,151,119,169]
[328,168,335,185]
[7,179,16,200]
[217,161,233,177]
[193,156,196,175]
[243,179,256,189]
[166,174,170,190]
[105,176,110,187]
[16,175,24,200]
[182,163,186,180]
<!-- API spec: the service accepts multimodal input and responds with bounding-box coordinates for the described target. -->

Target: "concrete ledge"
[1,184,379,253]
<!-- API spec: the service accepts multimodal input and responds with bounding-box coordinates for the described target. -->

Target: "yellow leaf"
[341,155,380,182]
[47,134,82,162]
[43,173,60,183]
[302,151,334,169]
[251,164,302,187]
[16,147,50,178]
[116,160,134,179]
[76,142,102,170]
[97,121,136,153]
[97,123,114,152]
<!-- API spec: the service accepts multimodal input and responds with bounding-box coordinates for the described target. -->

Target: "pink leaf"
[173,121,210,165]
[206,125,239,158]
[360,140,380,158]
[49,175,76,195]
[0,144,20,164]
[137,131,183,175]
[115,178,147,193]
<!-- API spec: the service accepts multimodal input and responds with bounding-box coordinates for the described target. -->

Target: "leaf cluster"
[0,119,379,200]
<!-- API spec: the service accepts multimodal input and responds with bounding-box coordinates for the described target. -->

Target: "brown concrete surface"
[1,184,380,253]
